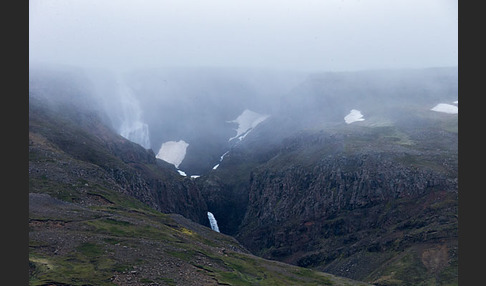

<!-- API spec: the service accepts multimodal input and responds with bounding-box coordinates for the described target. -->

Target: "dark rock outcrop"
[235,127,457,284]
[29,93,209,225]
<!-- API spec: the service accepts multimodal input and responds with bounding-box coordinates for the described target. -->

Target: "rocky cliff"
[234,123,458,285]
[29,93,209,225]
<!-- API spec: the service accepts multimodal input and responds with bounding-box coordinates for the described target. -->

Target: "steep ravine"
[29,66,458,285]
[232,127,458,285]
[29,93,373,285]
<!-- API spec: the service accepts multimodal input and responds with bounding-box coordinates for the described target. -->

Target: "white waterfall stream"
[116,75,151,149]
[207,212,220,232]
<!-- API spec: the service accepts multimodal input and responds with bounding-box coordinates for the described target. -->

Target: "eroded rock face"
[29,95,209,225]
[235,128,457,282]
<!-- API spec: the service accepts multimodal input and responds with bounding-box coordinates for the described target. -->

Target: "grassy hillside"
[29,93,371,285]
[29,192,372,286]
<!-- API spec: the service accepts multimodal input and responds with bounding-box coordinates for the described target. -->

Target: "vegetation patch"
[166,249,197,261]
[29,251,117,286]
[77,242,104,257]
[211,252,335,286]
[368,250,434,286]
[103,237,122,245]
[157,276,177,285]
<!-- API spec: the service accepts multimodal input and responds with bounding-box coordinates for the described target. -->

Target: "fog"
[29,0,458,175]
[29,0,457,72]
[29,64,458,175]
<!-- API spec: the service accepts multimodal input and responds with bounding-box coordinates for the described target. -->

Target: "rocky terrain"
[193,68,458,285]
[30,190,371,286]
[29,93,208,225]
[237,124,458,284]
[29,86,371,285]
[29,66,458,285]
[196,117,458,285]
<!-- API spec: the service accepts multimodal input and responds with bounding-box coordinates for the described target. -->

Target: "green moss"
[157,277,177,285]
[77,242,104,257]
[208,252,335,286]
[166,249,197,261]
[112,262,131,273]
[217,271,259,285]
[369,251,434,286]
[29,177,81,203]
[29,251,117,286]
[437,250,458,286]
[81,216,178,243]
[103,237,121,245]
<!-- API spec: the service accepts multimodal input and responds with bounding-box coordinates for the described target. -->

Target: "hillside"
[29,66,458,285]
[30,193,370,286]
[28,87,371,285]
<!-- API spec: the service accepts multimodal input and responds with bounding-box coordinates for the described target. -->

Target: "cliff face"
[29,95,209,225]
[235,125,458,284]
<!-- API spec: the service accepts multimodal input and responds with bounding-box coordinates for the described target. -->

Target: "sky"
[29,0,458,72]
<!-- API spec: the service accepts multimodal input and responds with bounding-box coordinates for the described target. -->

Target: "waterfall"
[116,75,151,149]
[207,212,220,232]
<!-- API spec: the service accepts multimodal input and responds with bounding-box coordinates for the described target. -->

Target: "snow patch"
[220,151,229,161]
[344,109,365,124]
[156,140,189,168]
[431,103,458,114]
[212,151,229,170]
[228,109,269,141]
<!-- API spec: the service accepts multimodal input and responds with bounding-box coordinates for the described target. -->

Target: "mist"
[29,0,457,175]
[29,64,457,176]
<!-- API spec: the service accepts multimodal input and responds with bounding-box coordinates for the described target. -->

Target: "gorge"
[29,65,458,285]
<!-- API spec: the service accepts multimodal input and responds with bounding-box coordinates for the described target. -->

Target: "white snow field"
[344,109,365,124]
[430,102,458,114]
[228,109,269,141]
[156,140,189,168]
